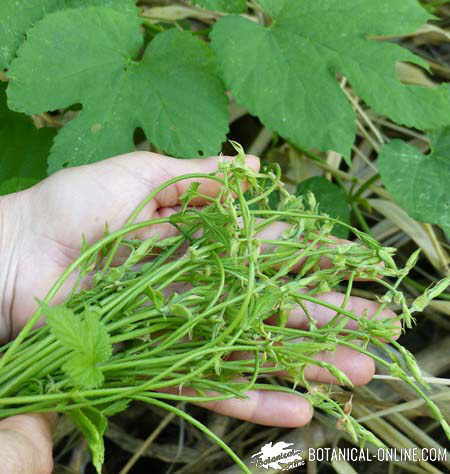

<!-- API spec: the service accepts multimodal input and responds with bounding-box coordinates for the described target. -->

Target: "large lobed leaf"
[378,130,450,229]
[0,0,137,70]
[0,83,55,194]
[211,0,450,157]
[7,7,229,171]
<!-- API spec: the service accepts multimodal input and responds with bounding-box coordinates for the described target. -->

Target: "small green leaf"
[68,407,107,474]
[46,305,112,388]
[63,355,105,388]
[296,177,350,238]
[211,0,450,157]
[191,0,246,13]
[378,133,450,229]
[45,304,84,352]
[0,0,137,69]
[0,83,54,195]
[253,287,281,318]
[146,287,165,310]
[82,309,113,362]
[8,7,229,171]
[171,304,193,319]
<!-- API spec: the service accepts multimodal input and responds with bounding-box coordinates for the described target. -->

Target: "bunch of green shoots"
[0,144,448,473]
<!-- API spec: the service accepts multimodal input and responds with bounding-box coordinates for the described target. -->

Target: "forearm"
[0,193,26,343]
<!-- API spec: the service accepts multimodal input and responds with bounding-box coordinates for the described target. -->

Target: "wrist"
[0,192,28,343]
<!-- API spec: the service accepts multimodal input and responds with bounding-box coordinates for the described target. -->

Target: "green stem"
[135,396,251,474]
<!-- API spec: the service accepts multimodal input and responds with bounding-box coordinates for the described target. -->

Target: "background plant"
[0,0,449,233]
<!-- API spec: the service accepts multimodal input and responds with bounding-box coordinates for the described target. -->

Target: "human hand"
[0,151,397,473]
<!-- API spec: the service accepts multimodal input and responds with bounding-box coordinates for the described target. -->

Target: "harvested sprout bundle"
[0,145,448,473]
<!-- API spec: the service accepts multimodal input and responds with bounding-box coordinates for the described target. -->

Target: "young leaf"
[211,0,450,157]
[45,304,85,352]
[191,0,246,13]
[0,83,54,195]
[68,407,108,474]
[378,132,450,229]
[63,355,105,389]
[7,7,229,171]
[0,0,137,69]
[46,305,113,388]
[296,177,350,238]
[82,309,113,363]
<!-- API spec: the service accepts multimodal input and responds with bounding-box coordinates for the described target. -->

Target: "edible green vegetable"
[0,144,448,473]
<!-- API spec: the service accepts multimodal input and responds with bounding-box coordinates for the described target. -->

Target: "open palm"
[0,151,397,474]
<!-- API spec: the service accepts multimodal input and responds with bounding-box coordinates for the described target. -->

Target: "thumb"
[0,413,54,474]
[98,151,261,207]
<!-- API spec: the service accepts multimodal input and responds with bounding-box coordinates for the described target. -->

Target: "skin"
[0,152,399,474]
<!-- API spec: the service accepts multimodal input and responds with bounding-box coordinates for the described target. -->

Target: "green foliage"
[191,0,246,13]
[46,304,113,388]
[0,84,55,195]
[1,2,449,469]
[2,0,446,177]
[0,0,137,69]
[2,0,449,206]
[378,130,450,229]
[296,177,351,238]
[7,7,228,171]
[68,407,108,474]
[211,0,450,157]
[0,0,448,261]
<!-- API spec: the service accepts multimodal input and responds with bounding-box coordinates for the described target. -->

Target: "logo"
[251,441,305,470]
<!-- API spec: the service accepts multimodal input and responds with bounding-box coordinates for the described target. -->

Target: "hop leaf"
[46,305,113,388]
[0,0,137,69]
[7,7,229,171]
[378,131,450,230]
[45,304,85,352]
[211,0,450,157]
[0,83,55,194]
[68,407,108,474]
